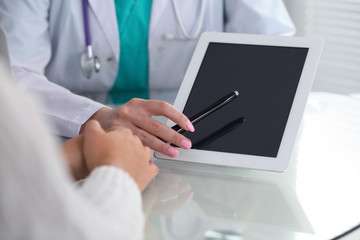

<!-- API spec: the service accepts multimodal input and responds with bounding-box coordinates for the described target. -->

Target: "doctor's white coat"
[0,0,295,137]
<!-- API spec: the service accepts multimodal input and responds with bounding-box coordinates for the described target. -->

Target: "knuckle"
[157,101,169,111]
[128,98,143,106]
[116,107,130,119]
[167,132,182,145]
[137,130,148,144]
[150,120,162,133]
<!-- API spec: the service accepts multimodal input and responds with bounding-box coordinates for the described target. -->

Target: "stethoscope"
[80,0,100,79]
[80,0,206,78]
[164,0,206,41]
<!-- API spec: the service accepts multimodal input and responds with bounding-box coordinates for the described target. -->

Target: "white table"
[135,92,360,240]
[99,90,360,239]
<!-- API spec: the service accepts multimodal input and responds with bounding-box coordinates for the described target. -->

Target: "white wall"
[283,0,360,94]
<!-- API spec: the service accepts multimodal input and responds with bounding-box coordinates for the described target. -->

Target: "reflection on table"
[142,161,313,240]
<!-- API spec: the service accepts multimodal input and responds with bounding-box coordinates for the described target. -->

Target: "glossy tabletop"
[104,91,360,240]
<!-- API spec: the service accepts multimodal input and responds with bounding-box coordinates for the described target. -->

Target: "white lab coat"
[0,0,295,138]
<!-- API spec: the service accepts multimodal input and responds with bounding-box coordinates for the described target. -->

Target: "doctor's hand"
[80,98,195,157]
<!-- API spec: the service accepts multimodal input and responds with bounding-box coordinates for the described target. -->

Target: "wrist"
[89,157,127,174]
[61,135,88,180]
[79,107,111,134]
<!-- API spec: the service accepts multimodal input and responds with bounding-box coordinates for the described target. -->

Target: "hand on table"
[80,98,195,157]
[62,120,158,190]
[82,120,158,191]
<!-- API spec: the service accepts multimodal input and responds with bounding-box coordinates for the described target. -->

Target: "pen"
[172,90,239,134]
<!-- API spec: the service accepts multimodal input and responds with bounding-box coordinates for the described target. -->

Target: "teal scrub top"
[111,0,152,102]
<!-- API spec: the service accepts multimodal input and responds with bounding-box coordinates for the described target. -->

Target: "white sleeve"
[224,0,296,36]
[0,73,144,240]
[0,0,106,138]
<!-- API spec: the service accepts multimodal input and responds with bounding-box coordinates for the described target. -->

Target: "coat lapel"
[148,0,167,37]
[88,0,119,61]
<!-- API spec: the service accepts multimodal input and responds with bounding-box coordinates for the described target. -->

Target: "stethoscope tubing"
[81,0,100,78]
[171,0,205,40]
[82,0,92,47]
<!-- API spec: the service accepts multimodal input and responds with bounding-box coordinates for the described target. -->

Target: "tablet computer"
[154,32,323,172]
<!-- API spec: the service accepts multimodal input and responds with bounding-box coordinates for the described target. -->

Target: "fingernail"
[168,147,179,157]
[181,139,192,149]
[185,120,195,132]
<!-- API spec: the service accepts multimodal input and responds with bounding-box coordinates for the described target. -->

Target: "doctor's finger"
[133,117,192,151]
[142,100,195,132]
[132,127,180,158]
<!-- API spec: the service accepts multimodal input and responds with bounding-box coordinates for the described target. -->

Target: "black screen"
[181,43,308,158]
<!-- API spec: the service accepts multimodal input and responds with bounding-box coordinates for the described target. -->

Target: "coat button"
[107,57,114,62]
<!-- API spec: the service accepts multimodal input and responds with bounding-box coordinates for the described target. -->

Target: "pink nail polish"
[181,139,192,149]
[168,147,179,157]
[185,120,195,132]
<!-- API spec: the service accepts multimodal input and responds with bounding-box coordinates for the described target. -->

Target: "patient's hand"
[61,135,88,180]
[82,120,159,191]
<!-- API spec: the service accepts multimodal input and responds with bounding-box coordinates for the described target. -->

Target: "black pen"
[172,90,239,134]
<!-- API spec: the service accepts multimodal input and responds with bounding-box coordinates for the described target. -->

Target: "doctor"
[0,0,295,157]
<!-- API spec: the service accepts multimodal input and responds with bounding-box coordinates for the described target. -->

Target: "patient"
[0,64,157,239]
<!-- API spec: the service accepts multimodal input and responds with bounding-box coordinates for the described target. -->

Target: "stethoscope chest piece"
[81,47,101,79]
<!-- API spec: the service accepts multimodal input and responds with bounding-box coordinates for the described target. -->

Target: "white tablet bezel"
[154,32,323,172]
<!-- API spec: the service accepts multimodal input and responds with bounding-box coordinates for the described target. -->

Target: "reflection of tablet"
[155,32,323,172]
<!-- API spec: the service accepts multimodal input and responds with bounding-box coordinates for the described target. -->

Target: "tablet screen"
[181,43,309,158]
